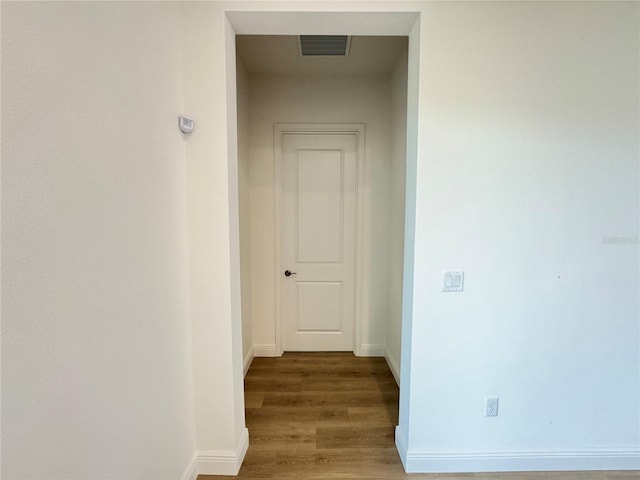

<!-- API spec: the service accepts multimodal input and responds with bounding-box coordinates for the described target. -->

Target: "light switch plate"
[442,270,464,292]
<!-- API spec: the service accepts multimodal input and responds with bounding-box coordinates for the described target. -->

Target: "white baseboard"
[395,425,409,470]
[243,346,254,377]
[355,344,385,357]
[384,349,400,386]
[179,454,198,480]
[402,447,640,473]
[196,428,250,476]
[252,344,280,357]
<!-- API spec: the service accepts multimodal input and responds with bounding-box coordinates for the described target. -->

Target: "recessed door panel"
[297,150,343,264]
[297,282,343,332]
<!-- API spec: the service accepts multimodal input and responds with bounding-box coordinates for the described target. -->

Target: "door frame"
[273,123,366,355]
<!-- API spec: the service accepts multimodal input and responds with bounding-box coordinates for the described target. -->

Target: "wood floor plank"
[233,449,276,478]
[248,425,316,450]
[245,376,303,392]
[273,447,407,479]
[316,425,394,449]
[301,377,397,392]
[348,406,397,426]
[244,392,265,408]
[247,406,350,422]
[198,353,640,480]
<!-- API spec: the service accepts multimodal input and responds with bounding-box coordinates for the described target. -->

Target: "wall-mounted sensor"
[179,116,194,134]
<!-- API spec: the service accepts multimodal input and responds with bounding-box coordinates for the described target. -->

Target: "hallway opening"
[214,11,422,473]
[235,34,409,375]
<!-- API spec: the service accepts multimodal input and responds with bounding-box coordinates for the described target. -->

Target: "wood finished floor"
[199,352,639,480]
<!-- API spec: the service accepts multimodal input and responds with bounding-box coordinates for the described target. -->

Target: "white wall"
[1,2,196,479]
[180,3,248,472]
[248,74,392,355]
[236,58,253,372]
[385,48,409,382]
[403,0,639,471]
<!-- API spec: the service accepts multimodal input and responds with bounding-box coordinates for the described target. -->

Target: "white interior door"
[282,132,357,351]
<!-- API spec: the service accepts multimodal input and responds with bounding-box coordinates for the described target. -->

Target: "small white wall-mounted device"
[484,396,499,417]
[178,116,194,134]
[442,270,464,292]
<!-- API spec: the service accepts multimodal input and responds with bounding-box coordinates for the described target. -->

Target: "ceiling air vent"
[298,35,351,56]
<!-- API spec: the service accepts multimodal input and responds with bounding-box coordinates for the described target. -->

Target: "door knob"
[284,270,297,277]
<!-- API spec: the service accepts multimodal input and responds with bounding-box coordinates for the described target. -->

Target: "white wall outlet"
[442,270,464,292]
[485,396,499,417]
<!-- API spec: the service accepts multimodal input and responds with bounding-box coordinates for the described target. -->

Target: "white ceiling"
[236,35,408,76]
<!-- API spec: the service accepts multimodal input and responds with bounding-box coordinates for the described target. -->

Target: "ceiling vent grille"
[298,35,351,56]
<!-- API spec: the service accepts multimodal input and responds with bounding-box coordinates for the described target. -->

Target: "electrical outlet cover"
[485,396,499,417]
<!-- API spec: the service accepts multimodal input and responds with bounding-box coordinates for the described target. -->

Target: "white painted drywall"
[1,2,196,479]
[404,0,639,470]
[180,2,248,465]
[247,74,392,354]
[385,48,409,382]
[237,58,254,371]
